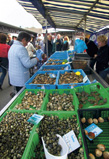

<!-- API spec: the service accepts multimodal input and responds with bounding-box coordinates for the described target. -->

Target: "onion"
[98,117,104,123]
[81,117,86,123]
[88,132,95,139]
[103,151,109,159]
[93,118,98,124]
[95,149,102,157]
[89,153,95,159]
[97,144,105,151]
[88,118,93,124]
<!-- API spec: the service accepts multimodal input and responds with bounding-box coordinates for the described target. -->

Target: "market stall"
[0,50,109,159]
[0,0,109,159]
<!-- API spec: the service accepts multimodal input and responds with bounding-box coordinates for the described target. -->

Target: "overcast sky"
[0,0,42,28]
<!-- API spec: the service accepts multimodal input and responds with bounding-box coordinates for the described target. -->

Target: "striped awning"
[18,0,109,33]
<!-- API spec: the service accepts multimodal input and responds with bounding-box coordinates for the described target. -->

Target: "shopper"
[94,35,109,79]
[62,36,69,51]
[35,45,44,69]
[0,33,10,90]
[55,34,63,51]
[26,41,36,57]
[85,38,98,69]
[8,31,39,92]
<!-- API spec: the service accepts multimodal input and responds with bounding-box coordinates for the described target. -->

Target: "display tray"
[57,69,90,89]
[39,64,71,71]
[0,110,39,159]
[8,89,47,112]
[78,108,109,159]
[25,70,58,89]
[32,111,87,159]
[74,82,109,109]
[41,89,78,112]
[45,61,64,66]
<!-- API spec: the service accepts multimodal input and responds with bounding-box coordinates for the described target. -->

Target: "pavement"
[0,72,15,111]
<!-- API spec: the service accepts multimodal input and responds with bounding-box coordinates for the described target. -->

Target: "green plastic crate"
[41,89,78,112]
[0,110,39,159]
[34,111,87,159]
[78,108,109,159]
[22,132,39,159]
[74,82,109,109]
[8,89,47,112]
[105,87,109,93]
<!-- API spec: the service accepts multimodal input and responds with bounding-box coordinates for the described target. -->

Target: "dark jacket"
[86,41,98,57]
[62,41,69,51]
[96,44,109,73]
[56,39,62,51]
[48,40,53,57]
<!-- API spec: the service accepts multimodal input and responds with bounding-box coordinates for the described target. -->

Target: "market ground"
[0,72,14,111]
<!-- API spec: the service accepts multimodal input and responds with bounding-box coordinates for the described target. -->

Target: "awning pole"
[55,28,56,52]
[84,18,86,40]
[45,20,48,59]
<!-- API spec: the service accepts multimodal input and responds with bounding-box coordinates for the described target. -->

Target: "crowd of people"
[0,31,109,94]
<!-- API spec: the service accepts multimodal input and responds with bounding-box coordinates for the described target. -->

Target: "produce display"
[59,71,83,84]
[31,73,56,84]
[48,59,62,62]
[76,91,107,109]
[78,108,109,159]
[43,67,64,71]
[0,50,109,159]
[32,114,85,159]
[0,112,33,159]
[46,62,63,65]
[46,93,74,111]
[14,91,45,110]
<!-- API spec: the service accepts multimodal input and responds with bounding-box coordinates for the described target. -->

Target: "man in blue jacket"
[8,32,39,92]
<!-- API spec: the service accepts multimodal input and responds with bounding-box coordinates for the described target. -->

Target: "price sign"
[63,130,80,154]
[83,76,88,83]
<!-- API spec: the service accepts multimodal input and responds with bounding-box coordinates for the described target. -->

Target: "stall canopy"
[18,0,109,33]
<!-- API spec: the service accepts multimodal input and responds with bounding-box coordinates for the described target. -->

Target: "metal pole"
[45,20,48,59]
[84,18,86,41]
[55,28,56,52]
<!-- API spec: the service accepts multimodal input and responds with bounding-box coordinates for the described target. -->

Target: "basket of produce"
[72,60,87,69]
[74,82,109,109]
[39,64,71,71]
[33,111,87,159]
[42,89,78,112]
[57,69,90,89]
[78,108,109,159]
[0,111,38,159]
[8,89,47,112]
[25,70,58,89]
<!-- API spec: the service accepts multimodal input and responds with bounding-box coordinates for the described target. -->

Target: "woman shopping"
[0,33,10,90]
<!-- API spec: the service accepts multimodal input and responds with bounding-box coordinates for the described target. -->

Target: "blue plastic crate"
[44,61,64,66]
[25,70,58,89]
[39,64,71,71]
[57,69,91,89]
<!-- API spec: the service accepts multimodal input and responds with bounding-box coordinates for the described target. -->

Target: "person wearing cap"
[8,31,39,92]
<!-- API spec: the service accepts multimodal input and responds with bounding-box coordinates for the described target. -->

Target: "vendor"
[94,35,109,79]
[85,38,98,69]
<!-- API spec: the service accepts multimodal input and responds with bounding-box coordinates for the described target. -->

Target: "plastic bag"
[74,39,87,53]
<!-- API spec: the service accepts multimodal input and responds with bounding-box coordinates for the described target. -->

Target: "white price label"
[63,130,80,154]
[65,66,68,70]
[71,85,74,89]
[83,76,88,83]
[41,85,45,89]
